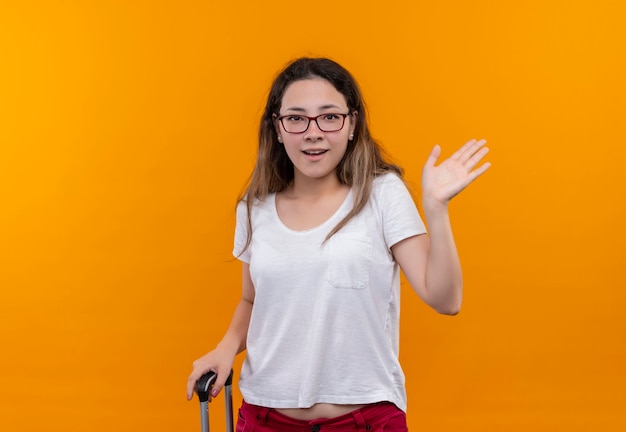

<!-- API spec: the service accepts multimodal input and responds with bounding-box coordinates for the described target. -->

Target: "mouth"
[302,149,328,156]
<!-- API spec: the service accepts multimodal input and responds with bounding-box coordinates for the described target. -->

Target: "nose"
[303,118,324,140]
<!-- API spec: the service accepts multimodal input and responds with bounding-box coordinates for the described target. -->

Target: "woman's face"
[275,78,355,185]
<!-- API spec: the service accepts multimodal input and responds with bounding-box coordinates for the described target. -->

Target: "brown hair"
[238,57,402,252]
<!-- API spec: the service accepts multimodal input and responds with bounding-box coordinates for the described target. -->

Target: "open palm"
[422,139,491,206]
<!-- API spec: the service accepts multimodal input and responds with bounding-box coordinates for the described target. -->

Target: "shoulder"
[372,172,411,196]
[374,172,403,186]
[369,172,418,215]
[236,194,275,220]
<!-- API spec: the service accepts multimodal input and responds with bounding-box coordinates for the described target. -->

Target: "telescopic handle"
[196,370,234,432]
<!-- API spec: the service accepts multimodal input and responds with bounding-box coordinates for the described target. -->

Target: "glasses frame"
[276,113,351,134]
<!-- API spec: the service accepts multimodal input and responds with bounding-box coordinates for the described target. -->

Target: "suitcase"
[196,369,234,432]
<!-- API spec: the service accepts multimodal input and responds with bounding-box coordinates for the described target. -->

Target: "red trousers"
[236,401,408,432]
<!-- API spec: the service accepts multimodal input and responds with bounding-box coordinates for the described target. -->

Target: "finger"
[463,146,490,171]
[187,373,198,401]
[186,364,215,400]
[467,161,492,183]
[211,369,229,398]
[450,139,478,160]
[426,144,441,167]
[457,139,488,164]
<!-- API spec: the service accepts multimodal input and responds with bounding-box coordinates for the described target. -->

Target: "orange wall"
[1,1,624,431]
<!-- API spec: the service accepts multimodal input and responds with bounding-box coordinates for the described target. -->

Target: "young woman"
[187,57,490,431]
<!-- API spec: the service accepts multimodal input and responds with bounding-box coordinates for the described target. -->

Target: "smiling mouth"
[303,150,328,155]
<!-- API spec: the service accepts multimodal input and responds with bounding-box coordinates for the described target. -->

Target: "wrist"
[422,196,449,215]
[216,338,240,355]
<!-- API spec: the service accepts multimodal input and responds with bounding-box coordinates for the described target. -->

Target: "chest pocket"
[327,232,373,289]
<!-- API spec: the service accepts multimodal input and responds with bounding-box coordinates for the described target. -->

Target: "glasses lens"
[281,116,309,133]
[317,114,345,132]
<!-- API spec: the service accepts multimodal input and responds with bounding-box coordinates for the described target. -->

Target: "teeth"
[304,150,326,155]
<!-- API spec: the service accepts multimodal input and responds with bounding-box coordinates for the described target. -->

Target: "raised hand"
[421,139,491,208]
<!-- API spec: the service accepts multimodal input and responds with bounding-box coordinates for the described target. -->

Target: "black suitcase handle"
[196,369,234,432]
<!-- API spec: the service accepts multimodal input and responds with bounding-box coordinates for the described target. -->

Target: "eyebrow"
[283,104,344,112]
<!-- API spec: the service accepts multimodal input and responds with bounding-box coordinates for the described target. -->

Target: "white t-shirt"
[233,173,427,412]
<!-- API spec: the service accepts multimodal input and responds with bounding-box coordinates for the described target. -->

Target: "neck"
[288,174,345,199]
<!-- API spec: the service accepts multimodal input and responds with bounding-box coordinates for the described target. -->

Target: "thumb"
[425,144,441,167]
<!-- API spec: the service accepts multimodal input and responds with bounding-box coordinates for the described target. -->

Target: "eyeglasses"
[277,113,351,134]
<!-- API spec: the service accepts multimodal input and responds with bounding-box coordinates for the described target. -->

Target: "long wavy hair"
[238,57,403,252]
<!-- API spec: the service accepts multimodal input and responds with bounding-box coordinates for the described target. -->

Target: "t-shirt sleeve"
[233,200,251,263]
[378,174,427,249]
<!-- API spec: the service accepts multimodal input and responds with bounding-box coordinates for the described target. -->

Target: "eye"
[285,115,304,122]
[323,114,341,120]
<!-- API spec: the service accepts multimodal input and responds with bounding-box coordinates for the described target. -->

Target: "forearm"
[186,294,252,400]
[423,203,463,315]
[217,297,253,355]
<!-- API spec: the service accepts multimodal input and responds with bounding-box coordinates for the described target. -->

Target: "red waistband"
[240,400,403,431]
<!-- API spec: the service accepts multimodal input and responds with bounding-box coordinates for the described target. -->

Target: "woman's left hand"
[422,138,491,208]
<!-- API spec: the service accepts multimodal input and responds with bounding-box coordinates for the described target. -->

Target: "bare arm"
[186,262,255,400]
[392,139,490,315]
[392,210,462,315]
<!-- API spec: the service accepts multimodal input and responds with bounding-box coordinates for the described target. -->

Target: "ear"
[349,111,358,135]
[272,114,283,142]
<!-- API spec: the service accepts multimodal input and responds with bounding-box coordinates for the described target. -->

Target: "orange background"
[1,1,625,431]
